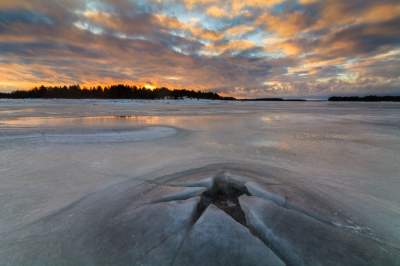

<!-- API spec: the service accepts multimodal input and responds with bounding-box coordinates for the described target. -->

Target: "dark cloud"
[0,41,102,58]
[318,18,400,58]
[0,9,52,25]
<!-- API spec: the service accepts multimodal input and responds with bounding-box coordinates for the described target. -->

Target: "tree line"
[328,95,400,102]
[0,84,236,100]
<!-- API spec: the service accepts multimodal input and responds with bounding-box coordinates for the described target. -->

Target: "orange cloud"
[360,3,400,24]
[278,42,302,56]
[201,40,256,56]
[298,0,318,4]
[207,6,229,17]
[231,0,285,14]
[258,11,310,37]
[225,25,254,37]
[155,14,223,42]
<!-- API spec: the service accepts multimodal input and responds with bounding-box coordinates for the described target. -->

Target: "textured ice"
[1,99,400,265]
[240,195,399,266]
[1,165,399,265]
[0,126,177,144]
[173,204,284,266]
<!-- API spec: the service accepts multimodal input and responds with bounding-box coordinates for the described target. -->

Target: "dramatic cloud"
[0,0,399,97]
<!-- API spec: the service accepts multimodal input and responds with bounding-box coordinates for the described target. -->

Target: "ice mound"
[1,164,399,266]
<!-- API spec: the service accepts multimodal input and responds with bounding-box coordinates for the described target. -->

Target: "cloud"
[258,11,312,37]
[206,5,229,17]
[0,0,399,97]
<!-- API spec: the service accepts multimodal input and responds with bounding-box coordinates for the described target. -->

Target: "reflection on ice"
[0,115,183,127]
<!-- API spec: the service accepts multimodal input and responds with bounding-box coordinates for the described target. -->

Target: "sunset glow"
[0,0,399,97]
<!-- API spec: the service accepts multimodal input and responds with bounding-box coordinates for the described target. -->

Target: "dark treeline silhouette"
[0,84,236,100]
[329,95,400,102]
[240,98,306,101]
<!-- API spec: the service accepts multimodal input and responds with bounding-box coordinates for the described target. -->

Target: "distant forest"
[0,85,236,100]
[2,85,398,102]
[329,96,400,102]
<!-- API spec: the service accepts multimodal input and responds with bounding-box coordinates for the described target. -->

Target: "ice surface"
[173,204,284,266]
[1,165,398,265]
[0,126,177,144]
[240,195,399,266]
[0,99,400,264]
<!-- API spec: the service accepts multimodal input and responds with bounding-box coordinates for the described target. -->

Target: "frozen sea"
[0,99,399,264]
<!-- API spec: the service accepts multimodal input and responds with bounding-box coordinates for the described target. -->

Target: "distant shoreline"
[239,98,307,102]
[328,96,400,102]
[1,86,399,102]
[0,85,236,101]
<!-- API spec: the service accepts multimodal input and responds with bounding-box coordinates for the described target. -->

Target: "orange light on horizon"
[143,83,156,90]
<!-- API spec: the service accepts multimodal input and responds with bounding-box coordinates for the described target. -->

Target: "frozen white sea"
[0,99,399,265]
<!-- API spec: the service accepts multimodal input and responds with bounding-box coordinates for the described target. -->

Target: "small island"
[328,96,400,102]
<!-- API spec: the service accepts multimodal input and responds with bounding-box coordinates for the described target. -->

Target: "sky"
[0,0,399,98]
